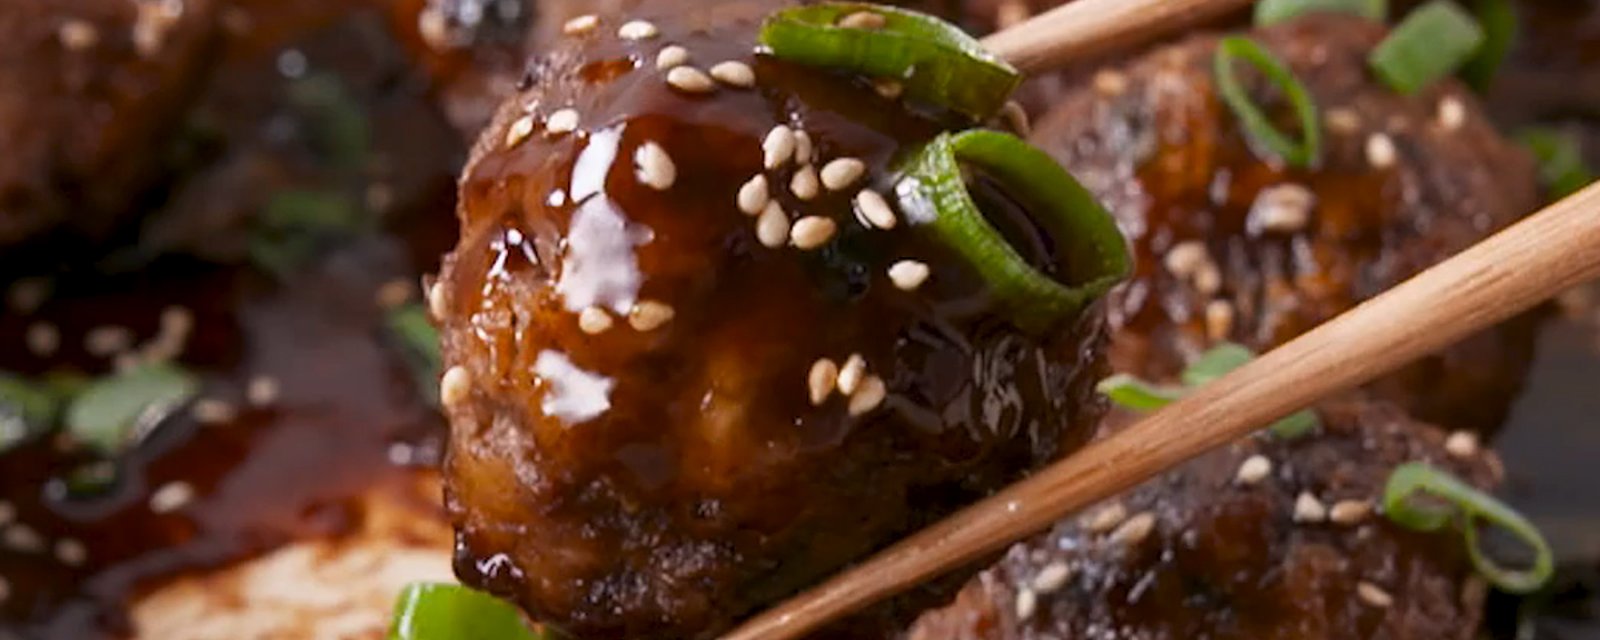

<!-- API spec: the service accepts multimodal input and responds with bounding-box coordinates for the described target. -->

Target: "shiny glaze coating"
[435,1,1111,636]
[1030,15,1542,434]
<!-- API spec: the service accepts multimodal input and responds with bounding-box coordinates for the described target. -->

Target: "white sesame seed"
[246,376,280,408]
[807,358,839,406]
[1110,512,1156,546]
[149,481,196,514]
[578,307,613,334]
[3,525,42,553]
[756,201,790,248]
[790,165,820,201]
[837,354,867,396]
[440,366,472,409]
[563,14,599,35]
[58,20,100,50]
[85,326,133,357]
[161,306,194,339]
[505,115,535,148]
[54,538,87,566]
[888,260,931,291]
[629,300,676,332]
[853,189,897,230]
[1329,500,1372,525]
[847,375,887,416]
[1093,70,1129,96]
[997,0,1031,26]
[666,66,716,93]
[1250,183,1315,234]
[1325,108,1361,134]
[7,278,49,314]
[428,282,449,320]
[25,322,59,357]
[1365,132,1397,169]
[418,8,451,50]
[710,61,755,88]
[1164,241,1209,279]
[873,78,904,99]
[1000,101,1031,136]
[1445,430,1479,459]
[1437,96,1466,131]
[737,175,769,216]
[618,19,659,40]
[191,398,237,425]
[789,216,837,250]
[763,125,797,170]
[635,141,677,191]
[1205,300,1235,341]
[547,108,580,135]
[1236,454,1272,485]
[838,10,888,29]
[1083,502,1127,533]
[1293,492,1327,523]
[1357,581,1393,608]
[820,158,867,191]
[0,502,13,525]
[375,278,412,309]
[1032,562,1072,594]
[794,130,814,165]
[1014,587,1038,620]
[656,45,690,70]
[1194,264,1223,296]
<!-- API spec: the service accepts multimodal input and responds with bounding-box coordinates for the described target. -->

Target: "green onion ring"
[1369,0,1487,95]
[1254,0,1387,26]
[1213,36,1323,168]
[759,3,1021,119]
[894,130,1130,334]
[388,583,547,640]
[1383,463,1554,593]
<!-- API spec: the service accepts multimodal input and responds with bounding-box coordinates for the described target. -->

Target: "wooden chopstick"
[980,0,1256,74]
[720,183,1600,640]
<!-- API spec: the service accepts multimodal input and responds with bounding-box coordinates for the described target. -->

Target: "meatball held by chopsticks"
[429,2,1128,637]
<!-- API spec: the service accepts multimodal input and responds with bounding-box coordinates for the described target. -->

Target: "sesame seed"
[246,376,280,408]
[1236,454,1272,485]
[161,306,194,338]
[1357,581,1393,608]
[847,375,887,416]
[618,19,659,40]
[793,130,814,165]
[790,216,837,250]
[1000,101,1031,136]
[838,11,888,29]
[375,278,412,310]
[1164,241,1210,279]
[25,322,59,357]
[629,300,676,332]
[418,8,451,50]
[1093,70,1129,96]
[54,538,87,566]
[763,125,797,170]
[7,277,49,314]
[191,398,237,425]
[1293,492,1327,523]
[737,175,770,216]
[1110,512,1156,546]
[1324,108,1361,134]
[710,61,755,88]
[440,366,472,409]
[1083,502,1127,533]
[1194,264,1223,296]
[1445,430,1479,458]
[853,189,897,230]
[1365,132,1397,169]
[150,481,196,513]
[888,260,931,291]
[1032,562,1072,593]
[3,525,43,553]
[1014,587,1038,620]
[578,306,613,334]
[428,282,449,320]
[873,78,904,99]
[634,141,676,190]
[0,502,12,525]
[807,358,839,406]
[1437,96,1466,131]
[997,0,1031,27]
[85,326,133,357]
[1250,183,1314,234]
[1205,300,1234,341]
[656,45,690,70]
[837,354,867,396]
[666,66,716,93]
[1329,500,1372,525]
[756,202,790,248]
[505,115,535,148]
[58,20,100,50]
[790,165,820,201]
[820,158,866,191]
[547,108,580,135]
[563,14,599,35]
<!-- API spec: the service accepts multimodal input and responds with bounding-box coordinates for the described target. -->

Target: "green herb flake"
[65,363,199,456]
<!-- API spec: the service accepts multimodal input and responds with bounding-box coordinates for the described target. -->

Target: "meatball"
[0,0,218,247]
[433,2,1120,637]
[905,395,1503,640]
[1030,15,1542,433]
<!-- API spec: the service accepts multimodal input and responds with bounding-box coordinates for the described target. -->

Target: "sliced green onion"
[1100,342,1319,438]
[388,583,547,640]
[894,130,1130,334]
[1180,342,1256,386]
[1095,374,1185,411]
[0,374,62,451]
[1517,128,1595,199]
[250,189,364,277]
[1460,0,1515,91]
[759,3,1021,119]
[388,304,443,408]
[1254,0,1386,26]
[1213,37,1322,168]
[64,363,199,456]
[1383,462,1554,593]
[1369,0,1487,95]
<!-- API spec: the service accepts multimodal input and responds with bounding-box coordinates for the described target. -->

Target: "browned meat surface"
[1030,15,1543,434]
[0,0,219,247]
[906,396,1503,640]
[433,2,1122,637]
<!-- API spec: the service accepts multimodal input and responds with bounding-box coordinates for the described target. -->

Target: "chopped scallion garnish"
[1382,462,1554,593]
[1517,128,1595,199]
[1213,36,1322,168]
[759,3,1021,119]
[0,374,62,452]
[64,363,199,456]
[1369,0,1486,95]
[1460,0,1515,91]
[893,130,1130,334]
[1180,342,1255,386]
[1095,374,1186,411]
[388,583,548,640]
[1254,0,1386,26]
[388,304,443,408]
[250,189,364,277]
[1099,342,1320,439]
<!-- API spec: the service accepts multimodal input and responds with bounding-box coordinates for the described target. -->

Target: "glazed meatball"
[906,395,1502,640]
[1030,15,1542,433]
[0,0,218,247]
[433,1,1122,637]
